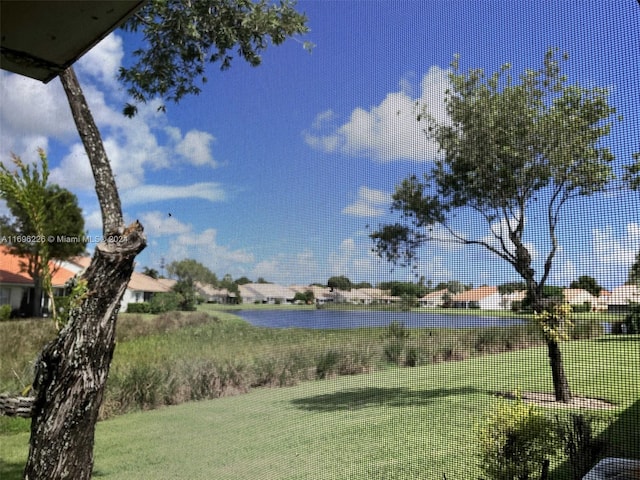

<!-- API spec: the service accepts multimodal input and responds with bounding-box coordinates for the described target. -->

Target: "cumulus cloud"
[342,186,391,217]
[304,66,450,161]
[175,130,218,167]
[592,223,640,272]
[139,211,192,237]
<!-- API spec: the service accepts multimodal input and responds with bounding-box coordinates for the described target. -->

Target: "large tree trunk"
[23,67,145,479]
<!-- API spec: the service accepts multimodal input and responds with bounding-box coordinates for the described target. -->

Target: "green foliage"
[498,282,527,295]
[378,281,427,298]
[571,302,592,314]
[534,303,574,343]
[55,276,88,329]
[477,396,560,480]
[119,0,309,115]
[384,321,410,365]
[293,290,314,304]
[0,304,11,321]
[148,292,182,313]
[624,303,640,334]
[569,275,602,297]
[554,413,609,480]
[172,278,198,311]
[328,275,352,291]
[126,302,152,314]
[166,258,218,286]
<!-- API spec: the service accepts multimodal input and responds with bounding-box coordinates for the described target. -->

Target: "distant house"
[239,283,296,304]
[418,289,450,308]
[563,288,598,311]
[290,285,335,305]
[451,286,502,310]
[500,290,526,310]
[194,281,237,304]
[607,285,640,313]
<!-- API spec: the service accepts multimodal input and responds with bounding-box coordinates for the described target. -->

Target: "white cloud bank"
[304,66,450,161]
[342,186,391,217]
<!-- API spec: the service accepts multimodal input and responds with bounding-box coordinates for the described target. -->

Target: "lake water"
[233,309,526,329]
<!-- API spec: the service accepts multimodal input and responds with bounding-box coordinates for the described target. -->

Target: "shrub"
[0,304,11,321]
[126,302,151,314]
[149,292,182,313]
[477,395,559,480]
[316,349,340,379]
[571,302,592,313]
[624,303,640,334]
[554,413,609,480]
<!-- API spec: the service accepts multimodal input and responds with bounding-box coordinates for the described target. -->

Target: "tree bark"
[23,66,145,479]
[547,339,572,403]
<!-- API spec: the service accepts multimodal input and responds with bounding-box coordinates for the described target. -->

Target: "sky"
[1,1,639,289]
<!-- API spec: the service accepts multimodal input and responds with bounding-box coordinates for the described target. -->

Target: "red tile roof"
[452,286,498,302]
[0,246,75,286]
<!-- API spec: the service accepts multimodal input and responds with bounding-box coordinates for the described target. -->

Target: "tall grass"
[0,309,604,424]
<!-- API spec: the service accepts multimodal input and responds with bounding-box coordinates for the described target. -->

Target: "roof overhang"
[1,0,145,83]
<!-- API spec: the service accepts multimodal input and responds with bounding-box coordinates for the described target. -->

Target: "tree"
[119,0,310,116]
[569,275,602,297]
[497,281,527,295]
[628,251,640,286]
[0,151,86,318]
[371,49,617,402]
[142,266,159,279]
[167,258,218,285]
[21,2,309,478]
[328,275,352,291]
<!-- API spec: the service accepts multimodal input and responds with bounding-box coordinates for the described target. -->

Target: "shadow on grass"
[550,399,640,479]
[594,334,640,342]
[291,386,484,412]
[0,460,23,480]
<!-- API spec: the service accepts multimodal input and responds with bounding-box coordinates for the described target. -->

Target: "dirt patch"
[496,391,617,410]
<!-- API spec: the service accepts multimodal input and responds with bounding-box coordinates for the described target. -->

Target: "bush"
[126,302,151,314]
[477,395,559,480]
[554,413,608,480]
[624,303,640,334]
[149,292,182,313]
[571,302,592,313]
[0,304,11,321]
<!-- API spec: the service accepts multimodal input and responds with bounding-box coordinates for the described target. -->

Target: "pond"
[232,308,526,330]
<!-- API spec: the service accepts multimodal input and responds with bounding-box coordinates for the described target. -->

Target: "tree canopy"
[371,48,616,301]
[166,258,218,285]
[327,275,352,291]
[569,275,602,297]
[628,251,640,286]
[119,0,310,116]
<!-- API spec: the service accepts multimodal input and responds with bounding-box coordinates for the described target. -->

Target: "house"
[289,285,335,305]
[0,246,76,315]
[418,289,450,308]
[500,290,527,310]
[451,286,502,310]
[239,283,296,304]
[607,285,640,313]
[194,281,237,304]
[1,248,171,315]
[563,288,599,311]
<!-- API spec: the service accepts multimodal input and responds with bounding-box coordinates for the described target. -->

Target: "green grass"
[2,335,638,480]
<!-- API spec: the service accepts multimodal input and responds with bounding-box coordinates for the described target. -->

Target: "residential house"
[289,285,335,305]
[194,281,237,304]
[500,290,527,310]
[563,288,599,311]
[607,285,640,313]
[451,286,502,310]
[418,289,450,308]
[0,246,76,315]
[239,283,296,304]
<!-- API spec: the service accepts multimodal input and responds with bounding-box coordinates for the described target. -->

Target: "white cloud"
[76,34,124,88]
[592,222,640,271]
[121,182,227,206]
[139,211,192,237]
[175,130,218,167]
[304,66,450,161]
[342,186,391,217]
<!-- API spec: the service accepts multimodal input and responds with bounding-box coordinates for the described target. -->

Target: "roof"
[127,272,170,293]
[608,285,640,305]
[239,283,296,299]
[452,286,499,302]
[0,246,75,287]
[1,1,145,83]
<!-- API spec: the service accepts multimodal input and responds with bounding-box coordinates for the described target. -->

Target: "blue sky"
[1,1,638,289]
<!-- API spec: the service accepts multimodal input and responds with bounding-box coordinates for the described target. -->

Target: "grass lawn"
[2,335,638,479]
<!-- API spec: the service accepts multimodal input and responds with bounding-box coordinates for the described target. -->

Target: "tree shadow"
[550,399,640,479]
[0,459,24,480]
[291,386,485,412]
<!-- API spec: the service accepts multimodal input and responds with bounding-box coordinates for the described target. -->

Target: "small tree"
[628,251,640,286]
[371,49,617,402]
[0,150,86,319]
